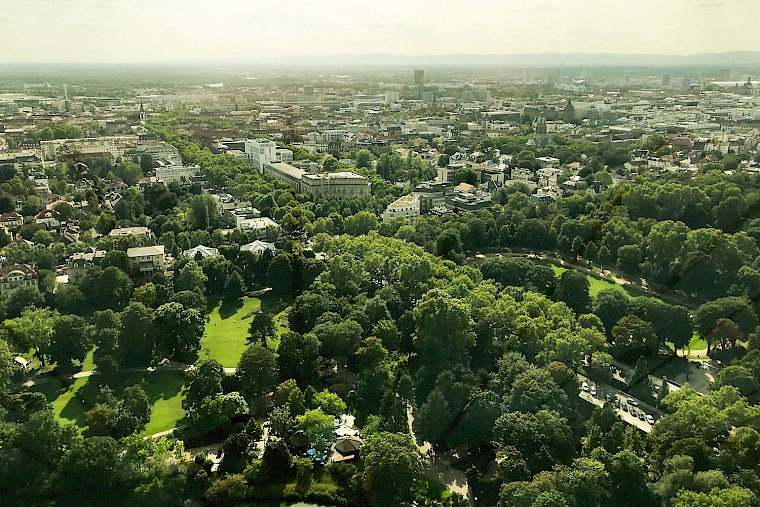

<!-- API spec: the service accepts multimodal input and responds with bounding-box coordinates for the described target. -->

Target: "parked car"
[646,414,655,425]
[638,411,645,421]
[613,398,621,408]
[582,381,589,392]
[627,398,638,407]
[590,385,597,396]
[621,403,628,412]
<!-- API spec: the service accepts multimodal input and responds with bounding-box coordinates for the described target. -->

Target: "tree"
[53,284,85,315]
[611,315,654,358]
[507,367,570,415]
[184,392,249,439]
[0,338,14,387]
[556,270,591,315]
[4,285,45,319]
[51,435,128,503]
[356,149,373,169]
[673,487,754,507]
[118,302,154,367]
[710,365,758,398]
[173,260,207,293]
[247,311,276,346]
[100,250,130,273]
[414,388,452,450]
[617,244,642,275]
[296,408,335,450]
[189,193,220,230]
[3,307,55,365]
[81,266,133,311]
[273,379,305,415]
[313,389,347,416]
[277,331,320,385]
[204,474,247,505]
[183,359,225,411]
[361,432,422,506]
[494,410,574,475]
[694,297,758,349]
[413,289,474,369]
[48,314,91,372]
[222,271,245,301]
[643,301,693,352]
[237,345,278,400]
[267,253,293,293]
[153,302,205,361]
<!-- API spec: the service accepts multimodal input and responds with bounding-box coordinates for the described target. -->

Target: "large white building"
[41,135,138,161]
[245,138,277,174]
[263,161,370,198]
[156,162,200,185]
[382,194,420,223]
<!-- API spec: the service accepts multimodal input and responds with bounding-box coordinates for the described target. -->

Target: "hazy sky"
[1,0,757,63]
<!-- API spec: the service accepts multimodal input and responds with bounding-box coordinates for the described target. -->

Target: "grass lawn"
[201,296,262,367]
[31,369,186,436]
[260,291,292,351]
[666,334,708,353]
[539,260,648,298]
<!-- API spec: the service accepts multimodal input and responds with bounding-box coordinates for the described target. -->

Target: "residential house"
[0,264,38,294]
[240,240,276,255]
[109,226,151,239]
[34,209,61,230]
[126,245,166,277]
[66,247,106,284]
[182,245,219,259]
[236,216,280,238]
[0,212,23,228]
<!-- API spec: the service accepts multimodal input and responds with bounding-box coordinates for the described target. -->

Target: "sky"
[0,0,758,63]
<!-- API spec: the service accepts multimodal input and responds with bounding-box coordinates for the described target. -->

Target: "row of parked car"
[582,381,656,425]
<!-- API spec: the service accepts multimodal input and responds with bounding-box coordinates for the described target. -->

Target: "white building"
[182,245,219,259]
[240,240,276,255]
[382,194,420,223]
[127,245,166,277]
[156,163,200,185]
[236,216,280,237]
[245,138,277,174]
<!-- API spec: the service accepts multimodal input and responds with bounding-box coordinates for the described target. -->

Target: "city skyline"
[1,0,758,63]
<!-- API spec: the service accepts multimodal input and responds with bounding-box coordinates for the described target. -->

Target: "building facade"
[0,264,38,294]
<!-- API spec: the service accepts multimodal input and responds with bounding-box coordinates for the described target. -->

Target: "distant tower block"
[414,69,425,86]
[533,116,549,147]
[662,74,671,87]
[562,99,575,123]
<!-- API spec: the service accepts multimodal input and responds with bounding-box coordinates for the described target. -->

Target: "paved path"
[406,405,471,504]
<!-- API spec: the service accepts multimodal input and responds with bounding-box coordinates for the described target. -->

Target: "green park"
[30,291,292,437]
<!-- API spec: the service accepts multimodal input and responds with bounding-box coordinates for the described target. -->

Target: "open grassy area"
[538,260,649,298]
[201,296,262,367]
[31,369,186,436]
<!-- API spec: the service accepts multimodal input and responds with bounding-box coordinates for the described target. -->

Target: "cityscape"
[0,2,760,507]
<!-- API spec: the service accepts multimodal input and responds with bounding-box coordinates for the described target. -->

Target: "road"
[577,373,662,433]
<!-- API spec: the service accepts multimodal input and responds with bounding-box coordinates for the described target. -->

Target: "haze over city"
[1,0,758,63]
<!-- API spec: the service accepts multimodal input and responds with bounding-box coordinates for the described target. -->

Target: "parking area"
[578,373,662,433]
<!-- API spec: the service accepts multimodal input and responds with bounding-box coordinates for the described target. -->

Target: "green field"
[201,296,262,367]
[540,260,648,298]
[33,369,186,436]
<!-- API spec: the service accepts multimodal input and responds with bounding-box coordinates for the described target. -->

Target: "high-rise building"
[414,69,425,86]
[662,74,671,87]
